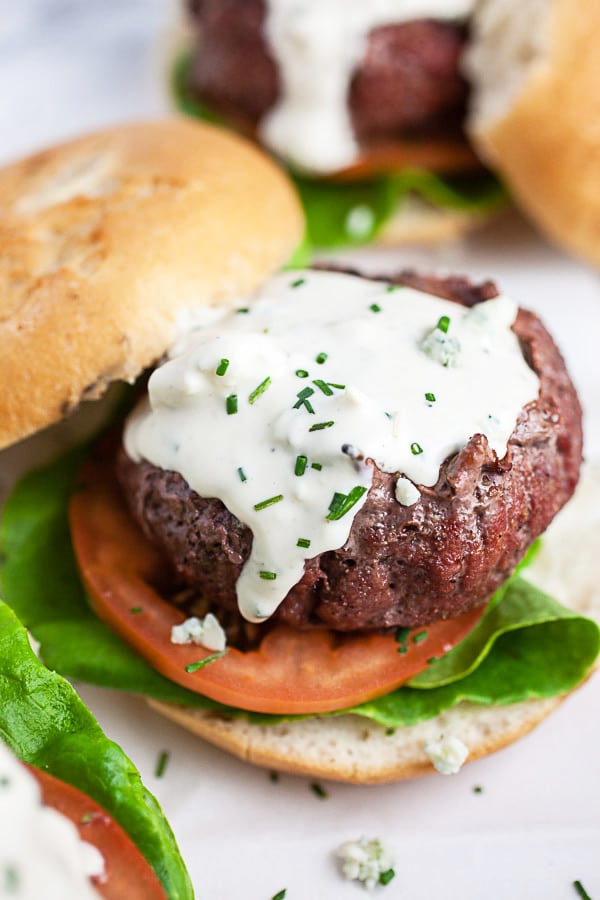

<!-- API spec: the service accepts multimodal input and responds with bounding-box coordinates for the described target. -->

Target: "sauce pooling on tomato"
[261,0,475,173]
[124,270,539,623]
[0,741,103,898]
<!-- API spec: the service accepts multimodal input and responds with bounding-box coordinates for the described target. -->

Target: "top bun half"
[468,0,600,266]
[0,118,304,450]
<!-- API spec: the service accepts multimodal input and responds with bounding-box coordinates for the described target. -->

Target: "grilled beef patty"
[117,271,582,631]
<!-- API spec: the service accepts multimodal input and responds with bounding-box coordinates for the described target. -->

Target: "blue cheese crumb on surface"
[170,613,227,652]
[424,736,469,774]
[337,837,396,890]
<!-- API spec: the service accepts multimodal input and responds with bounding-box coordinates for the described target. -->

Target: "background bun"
[468,0,600,266]
[149,465,600,784]
[0,119,303,450]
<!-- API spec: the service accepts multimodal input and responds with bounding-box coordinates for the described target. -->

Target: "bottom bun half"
[149,465,600,784]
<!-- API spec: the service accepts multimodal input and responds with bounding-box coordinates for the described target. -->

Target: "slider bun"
[149,466,600,784]
[468,0,600,266]
[0,118,303,450]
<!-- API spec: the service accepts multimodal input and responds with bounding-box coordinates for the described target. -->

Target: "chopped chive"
[384,411,393,420]
[295,369,309,378]
[473,785,484,794]
[272,891,287,900]
[395,627,410,644]
[370,303,381,313]
[397,645,408,655]
[427,656,439,665]
[236,307,249,314]
[185,651,227,672]
[269,770,280,783]
[311,462,322,471]
[425,392,436,403]
[237,467,247,483]
[294,386,315,413]
[155,750,170,779]
[291,277,305,288]
[315,352,328,365]
[295,455,308,476]
[386,283,402,292]
[312,379,334,396]
[254,494,284,511]
[410,442,423,455]
[573,882,592,900]
[130,606,142,614]
[248,375,271,405]
[437,315,450,333]
[297,537,311,548]
[310,782,328,799]
[412,630,428,644]
[309,420,334,432]
[226,394,238,415]
[80,812,95,824]
[327,382,346,390]
[215,358,229,376]
[259,570,277,580]
[379,869,395,886]
[326,485,367,521]
[385,727,396,736]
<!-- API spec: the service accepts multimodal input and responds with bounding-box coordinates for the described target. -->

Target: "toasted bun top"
[0,118,303,450]
[468,0,600,266]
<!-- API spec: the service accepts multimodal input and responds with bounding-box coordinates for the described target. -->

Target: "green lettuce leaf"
[171,53,507,250]
[0,451,598,733]
[0,601,194,900]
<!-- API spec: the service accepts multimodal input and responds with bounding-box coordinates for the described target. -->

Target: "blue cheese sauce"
[125,270,539,623]
[261,0,476,173]
[0,741,103,899]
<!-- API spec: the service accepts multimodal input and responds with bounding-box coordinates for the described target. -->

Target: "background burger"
[0,601,192,900]
[0,118,598,786]
[174,0,600,266]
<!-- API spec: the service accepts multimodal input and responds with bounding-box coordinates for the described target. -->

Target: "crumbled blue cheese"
[420,326,462,368]
[170,613,227,652]
[337,837,395,890]
[424,736,469,774]
[394,477,420,507]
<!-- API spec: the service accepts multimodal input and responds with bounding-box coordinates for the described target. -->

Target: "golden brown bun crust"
[149,465,600,784]
[0,119,303,450]
[470,0,600,266]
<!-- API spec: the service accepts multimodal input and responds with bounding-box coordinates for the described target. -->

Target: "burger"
[0,119,598,785]
[175,0,600,265]
[0,601,193,899]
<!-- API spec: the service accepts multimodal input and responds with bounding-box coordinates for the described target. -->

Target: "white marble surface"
[0,3,599,899]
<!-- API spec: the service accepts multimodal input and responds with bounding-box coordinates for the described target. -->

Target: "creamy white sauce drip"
[125,270,539,623]
[261,0,476,173]
[0,742,103,899]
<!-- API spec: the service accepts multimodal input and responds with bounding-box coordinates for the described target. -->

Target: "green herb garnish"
[237,467,247,483]
[410,442,423,455]
[272,890,287,900]
[295,455,308,476]
[326,485,367,520]
[248,376,271,405]
[295,369,309,378]
[155,750,170,779]
[215,358,229,376]
[130,606,142,614]
[254,495,284,511]
[472,785,484,794]
[425,392,436,403]
[310,782,328,799]
[379,869,395,886]
[297,538,311,549]
[259,571,277,581]
[80,812,95,824]
[312,379,334,396]
[236,307,249,314]
[413,630,428,644]
[370,303,382,313]
[311,462,322,471]
[309,420,334,432]
[291,278,305,288]
[386,284,402,293]
[269,770,280,783]
[315,352,328,365]
[573,881,592,900]
[226,394,238,415]
[437,315,450,333]
[185,651,227,673]
[294,386,315,413]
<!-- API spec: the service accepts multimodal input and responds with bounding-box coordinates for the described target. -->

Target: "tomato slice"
[31,766,165,900]
[70,455,485,715]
